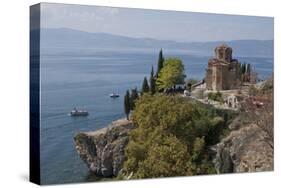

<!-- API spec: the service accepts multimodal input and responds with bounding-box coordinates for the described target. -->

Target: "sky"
[40,3,274,42]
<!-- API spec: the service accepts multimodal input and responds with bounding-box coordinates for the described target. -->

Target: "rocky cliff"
[213,117,273,173]
[74,115,273,177]
[74,119,135,177]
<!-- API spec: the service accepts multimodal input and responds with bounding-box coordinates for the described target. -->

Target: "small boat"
[109,93,119,98]
[70,108,89,117]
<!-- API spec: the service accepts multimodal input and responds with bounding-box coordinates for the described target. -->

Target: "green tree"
[130,87,139,110]
[156,49,164,77]
[156,58,185,91]
[141,77,150,94]
[247,63,251,74]
[244,63,251,82]
[149,66,156,94]
[241,63,246,74]
[237,62,241,73]
[240,63,247,82]
[123,94,224,178]
[124,90,130,120]
[134,135,190,178]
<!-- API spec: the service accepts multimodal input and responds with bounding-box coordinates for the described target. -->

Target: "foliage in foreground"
[122,94,226,179]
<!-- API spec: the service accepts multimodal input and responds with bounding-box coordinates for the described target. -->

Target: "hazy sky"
[40,3,274,42]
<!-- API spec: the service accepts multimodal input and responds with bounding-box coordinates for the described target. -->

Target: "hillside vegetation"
[121,94,232,178]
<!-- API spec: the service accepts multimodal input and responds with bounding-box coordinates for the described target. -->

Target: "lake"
[40,48,273,184]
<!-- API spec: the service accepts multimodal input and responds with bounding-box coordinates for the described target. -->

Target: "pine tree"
[130,87,139,110]
[156,49,164,77]
[124,90,130,120]
[150,66,156,94]
[142,77,150,94]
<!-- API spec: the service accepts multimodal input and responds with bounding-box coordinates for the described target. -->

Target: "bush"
[123,94,225,178]
[208,91,224,102]
[249,85,258,96]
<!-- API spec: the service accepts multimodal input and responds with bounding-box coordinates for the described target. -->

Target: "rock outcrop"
[213,118,273,173]
[74,114,273,177]
[74,119,135,177]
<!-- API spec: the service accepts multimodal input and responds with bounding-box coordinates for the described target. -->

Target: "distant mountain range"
[35,28,273,57]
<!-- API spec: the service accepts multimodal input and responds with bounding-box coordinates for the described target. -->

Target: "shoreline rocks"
[74,118,135,177]
[74,115,273,178]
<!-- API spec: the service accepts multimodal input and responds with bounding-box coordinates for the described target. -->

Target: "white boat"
[70,108,89,116]
[109,93,119,98]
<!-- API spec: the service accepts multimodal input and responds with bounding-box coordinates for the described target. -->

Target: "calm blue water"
[40,48,273,184]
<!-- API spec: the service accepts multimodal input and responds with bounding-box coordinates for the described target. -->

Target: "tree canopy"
[123,94,225,178]
[156,58,185,91]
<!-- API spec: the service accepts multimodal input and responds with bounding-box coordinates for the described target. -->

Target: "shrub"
[208,91,224,102]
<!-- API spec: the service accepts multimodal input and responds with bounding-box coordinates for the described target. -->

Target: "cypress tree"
[130,87,139,110]
[246,63,251,82]
[242,63,246,74]
[142,77,150,94]
[246,63,251,74]
[156,49,164,77]
[150,66,156,94]
[238,62,243,81]
[124,90,130,120]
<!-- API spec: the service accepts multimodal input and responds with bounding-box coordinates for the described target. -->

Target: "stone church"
[206,44,241,91]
